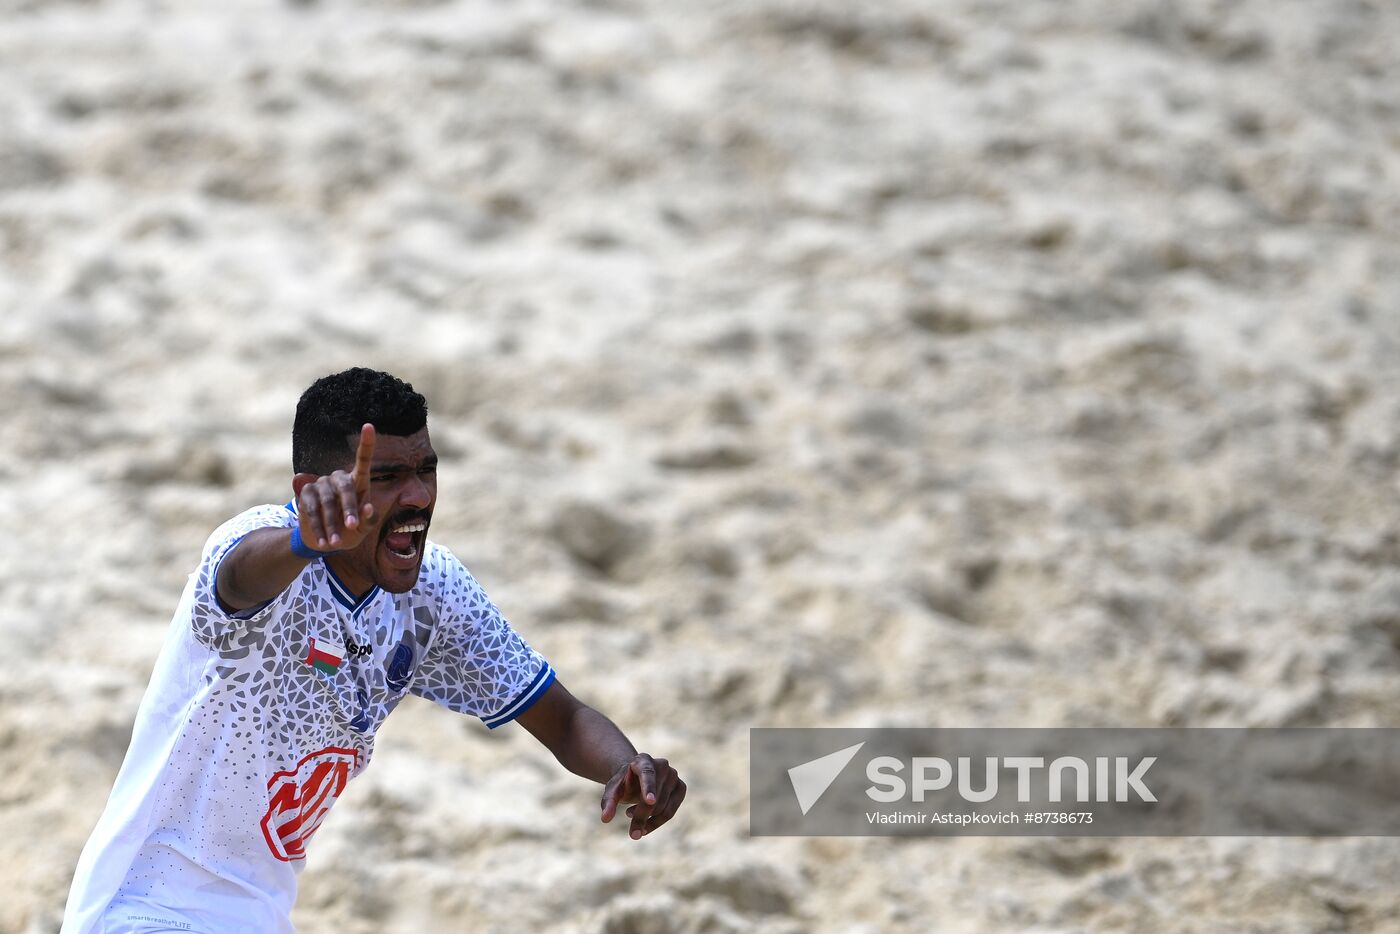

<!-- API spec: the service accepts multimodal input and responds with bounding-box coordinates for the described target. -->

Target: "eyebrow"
[371,455,438,473]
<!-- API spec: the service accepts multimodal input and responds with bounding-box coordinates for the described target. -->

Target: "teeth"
[392,522,426,534]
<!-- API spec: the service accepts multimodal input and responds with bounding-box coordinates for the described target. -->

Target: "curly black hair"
[293,368,428,475]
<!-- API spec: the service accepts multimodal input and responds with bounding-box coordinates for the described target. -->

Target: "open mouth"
[382,516,428,564]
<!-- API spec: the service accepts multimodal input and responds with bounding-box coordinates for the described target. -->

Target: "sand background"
[3,0,1400,931]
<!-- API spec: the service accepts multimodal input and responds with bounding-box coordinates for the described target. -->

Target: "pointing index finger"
[351,423,376,491]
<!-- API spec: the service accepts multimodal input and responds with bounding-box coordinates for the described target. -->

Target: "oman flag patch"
[304,637,345,675]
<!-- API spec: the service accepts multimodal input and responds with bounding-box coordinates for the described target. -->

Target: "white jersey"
[63,504,555,933]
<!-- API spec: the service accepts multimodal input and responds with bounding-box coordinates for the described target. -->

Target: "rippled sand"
[3,0,1400,930]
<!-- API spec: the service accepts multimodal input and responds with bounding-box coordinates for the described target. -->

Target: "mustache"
[379,509,432,538]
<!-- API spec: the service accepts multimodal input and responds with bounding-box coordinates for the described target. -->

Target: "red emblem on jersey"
[260,746,361,861]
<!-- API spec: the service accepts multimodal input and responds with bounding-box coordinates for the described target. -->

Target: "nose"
[401,473,432,509]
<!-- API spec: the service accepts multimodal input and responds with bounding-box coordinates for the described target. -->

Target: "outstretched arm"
[516,681,686,839]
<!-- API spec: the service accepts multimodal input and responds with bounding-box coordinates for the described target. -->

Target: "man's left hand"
[600,754,685,840]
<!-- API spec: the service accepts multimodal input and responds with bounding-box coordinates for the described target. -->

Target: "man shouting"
[63,367,684,933]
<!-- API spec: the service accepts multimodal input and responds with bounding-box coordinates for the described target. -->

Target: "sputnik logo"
[788,742,865,815]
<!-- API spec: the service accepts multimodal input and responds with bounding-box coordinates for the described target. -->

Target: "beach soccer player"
[62,367,685,933]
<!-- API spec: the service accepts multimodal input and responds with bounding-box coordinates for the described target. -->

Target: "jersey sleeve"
[411,550,555,729]
[189,503,298,648]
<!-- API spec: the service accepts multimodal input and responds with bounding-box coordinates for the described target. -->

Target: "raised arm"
[216,424,378,611]
[517,681,686,840]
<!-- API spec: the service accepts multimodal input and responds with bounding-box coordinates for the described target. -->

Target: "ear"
[292,473,319,498]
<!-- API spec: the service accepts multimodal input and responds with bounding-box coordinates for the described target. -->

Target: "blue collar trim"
[324,562,380,613]
[286,501,380,613]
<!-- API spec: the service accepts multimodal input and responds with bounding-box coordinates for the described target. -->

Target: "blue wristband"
[289,527,325,559]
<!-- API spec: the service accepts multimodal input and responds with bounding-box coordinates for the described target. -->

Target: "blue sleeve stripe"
[230,598,274,620]
[483,661,556,729]
[211,511,296,619]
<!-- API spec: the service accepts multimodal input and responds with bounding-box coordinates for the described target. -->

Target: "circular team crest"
[260,746,361,861]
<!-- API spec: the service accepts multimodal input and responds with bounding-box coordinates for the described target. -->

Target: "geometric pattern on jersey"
[190,503,555,749]
[61,503,554,933]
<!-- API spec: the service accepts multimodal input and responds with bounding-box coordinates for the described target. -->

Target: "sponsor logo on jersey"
[261,746,361,861]
[386,643,415,693]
